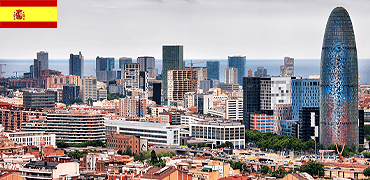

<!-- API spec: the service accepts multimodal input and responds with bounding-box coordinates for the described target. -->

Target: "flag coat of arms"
[0,0,57,28]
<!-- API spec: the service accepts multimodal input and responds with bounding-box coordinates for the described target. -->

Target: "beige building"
[224,67,238,84]
[81,76,97,103]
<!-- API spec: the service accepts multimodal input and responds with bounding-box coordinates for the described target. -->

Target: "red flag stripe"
[0,22,57,28]
[0,0,57,7]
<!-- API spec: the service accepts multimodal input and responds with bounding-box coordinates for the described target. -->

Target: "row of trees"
[56,140,106,148]
[260,161,324,178]
[68,150,100,159]
[245,130,316,151]
[107,93,125,100]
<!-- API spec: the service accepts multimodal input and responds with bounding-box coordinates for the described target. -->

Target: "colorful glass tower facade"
[320,7,358,148]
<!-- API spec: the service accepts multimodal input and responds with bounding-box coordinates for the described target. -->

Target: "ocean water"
[1,59,370,84]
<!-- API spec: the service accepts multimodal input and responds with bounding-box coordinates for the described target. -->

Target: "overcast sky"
[0,0,370,60]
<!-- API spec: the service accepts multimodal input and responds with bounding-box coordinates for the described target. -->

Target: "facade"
[81,76,97,103]
[197,94,214,115]
[45,75,81,89]
[121,63,140,91]
[270,77,294,110]
[224,67,238,84]
[162,45,185,102]
[248,69,252,77]
[105,120,180,146]
[260,77,272,110]
[7,131,56,147]
[69,51,84,77]
[195,67,207,82]
[23,91,55,109]
[250,113,274,133]
[228,56,246,86]
[189,120,245,148]
[96,56,116,82]
[167,70,197,102]
[242,77,261,130]
[37,51,48,70]
[97,89,107,100]
[139,71,149,91]
[280,57,294,77]
[33,59,41,79]
[137,56,155,71]
[320,7,359,147]
[298,107,319,142]
[217,83,239,92]
[254,67,267,77]
[106,134,141,155]
[62,84,80,105]
[291,78,320,120]
[225,99,243,122]
[280,120,297,137]
[273,104,292,135]
[20,162,79,180]
[119,97,148,118]
[153,83,161,105]
[118,57,132,69]
[21,111,106,143]
[0,106,47,131]
[206,60,220,80]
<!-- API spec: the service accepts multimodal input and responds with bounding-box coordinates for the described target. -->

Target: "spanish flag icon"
[0,0,57,28]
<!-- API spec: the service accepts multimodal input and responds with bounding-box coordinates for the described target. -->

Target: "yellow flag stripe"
[0,7,57,22]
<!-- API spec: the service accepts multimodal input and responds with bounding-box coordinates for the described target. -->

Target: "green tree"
[123,146,132,156]
[142,151,151,159]
[299,161,324,177]
[363,168,370,177]
[225,141,233,148]
[56,141,68,148]
[260,165,270,175]
[150,150,159,164]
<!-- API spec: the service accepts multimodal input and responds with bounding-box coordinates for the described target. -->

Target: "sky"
[0,0,370,60]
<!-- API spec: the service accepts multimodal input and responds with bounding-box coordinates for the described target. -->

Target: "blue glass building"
[96,56,116,82]
[69,51,84,77]
[320,7,358,148]
[292,79,320,120]
[206,61,220,80]
[228,56,246,86]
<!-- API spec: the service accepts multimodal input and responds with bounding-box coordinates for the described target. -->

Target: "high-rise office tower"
[81,76,97,103]
[96,56,116,82]
[224,67,238,84]
[37,51,48,70]
[139,71,149,91]
[33,59,42,78]
[291,78,320,120]
[162,45,185,103]
[243,77,261,130]
[254,67,267,77]
[228,56,246,86]
[62,84,80,105]
[206,61,220,80]
[153,83,161,105]
[195,67,207,82]
[69,51,84,77]
[119,57,132,69]
[280,57,294,77]
[121,63,140,91]
[137,56,155,71]
[320,7,358,148]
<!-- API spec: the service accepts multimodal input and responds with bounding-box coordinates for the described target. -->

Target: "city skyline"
[0,0,370,60]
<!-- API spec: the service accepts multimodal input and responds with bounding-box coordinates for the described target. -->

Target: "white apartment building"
[81,76,97,103]
[224,67,238,84]
[6,132,56,147]
[225,99,243,121]
[122,63,140,91]
[105,120,180,146]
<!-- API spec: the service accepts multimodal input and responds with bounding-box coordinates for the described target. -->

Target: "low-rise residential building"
[6,131,56,147]
[20,161,79,180]
[105,120,180,146]
[107,133,141,155]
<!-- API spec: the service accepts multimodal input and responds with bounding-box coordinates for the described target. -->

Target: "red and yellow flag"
[0,0,57,28]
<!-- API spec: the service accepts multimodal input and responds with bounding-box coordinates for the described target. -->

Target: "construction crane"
[0,64,6,78]
[186,60,204,92]
[13,71,25,79]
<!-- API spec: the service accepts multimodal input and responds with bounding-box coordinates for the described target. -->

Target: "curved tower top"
[320,7,358,148]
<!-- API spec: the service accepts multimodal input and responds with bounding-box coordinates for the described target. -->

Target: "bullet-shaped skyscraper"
[320,7,358,148]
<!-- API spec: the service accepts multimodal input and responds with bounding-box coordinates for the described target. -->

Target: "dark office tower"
[96,56,116,82]
[23,91,55,109]
[137,56,155,71]
[62,84,80,105]
[119,57,132,69]
[254,67,267,77]
[228,56,246,86]
[320,7,359,148]
[69,51,84,77]
[139,71,148,91]
[206,61,220,80]
[162,45,185,103]
[298,107,319,142]
[153,83,161,105]
[243,77,261,130]
[37,51,48,70]
[33,59,42,78]
[29,65,34,78]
